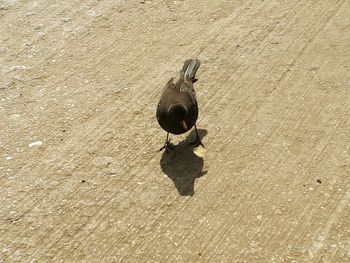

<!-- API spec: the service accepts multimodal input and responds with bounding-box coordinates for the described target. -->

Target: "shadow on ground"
[160,129,208,196]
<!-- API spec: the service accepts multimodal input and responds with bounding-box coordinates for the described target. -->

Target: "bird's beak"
[181,120,188,130]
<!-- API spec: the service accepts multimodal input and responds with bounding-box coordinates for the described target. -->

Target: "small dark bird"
[156,59,203,151]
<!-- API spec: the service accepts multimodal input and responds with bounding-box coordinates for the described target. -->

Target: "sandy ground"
[0,0,349,262]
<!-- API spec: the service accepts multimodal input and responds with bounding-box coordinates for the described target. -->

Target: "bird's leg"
[190,125,204,147]
[159,132,174,151]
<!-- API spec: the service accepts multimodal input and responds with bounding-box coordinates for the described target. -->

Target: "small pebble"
[28,141,43,147]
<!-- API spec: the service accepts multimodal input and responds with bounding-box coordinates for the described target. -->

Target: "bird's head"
[168,104,188,130]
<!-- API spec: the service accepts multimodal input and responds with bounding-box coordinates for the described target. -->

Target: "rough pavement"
[0,0,349,262]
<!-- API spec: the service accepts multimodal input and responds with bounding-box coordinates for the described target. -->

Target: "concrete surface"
[0,0,349,262]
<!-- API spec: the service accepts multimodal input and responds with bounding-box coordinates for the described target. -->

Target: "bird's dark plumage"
[156,59,203,151]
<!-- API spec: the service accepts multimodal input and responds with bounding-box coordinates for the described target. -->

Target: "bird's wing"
[180,81,197,105]
[161,78,175,94]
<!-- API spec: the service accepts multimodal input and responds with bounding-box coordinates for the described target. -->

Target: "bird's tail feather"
[180,59,201,82]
